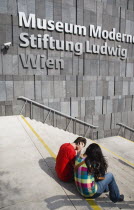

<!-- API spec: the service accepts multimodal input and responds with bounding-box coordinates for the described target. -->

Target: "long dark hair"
[84,143,108,181]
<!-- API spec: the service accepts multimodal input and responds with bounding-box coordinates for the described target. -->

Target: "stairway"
[0,115,134,209]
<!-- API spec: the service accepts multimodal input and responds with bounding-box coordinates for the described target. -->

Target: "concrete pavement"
[0,115,134,209]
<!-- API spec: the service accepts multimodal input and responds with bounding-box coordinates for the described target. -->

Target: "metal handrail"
[116,123,134,133]
[116,123,134,140]
[18,96,98,138]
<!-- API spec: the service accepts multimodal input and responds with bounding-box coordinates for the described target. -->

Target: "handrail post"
[44,110,51,123]
[53,111,55,127]
[130,132,134,140]
[20,100,27,115]
[74,119,76,134]
[117,126,121,135]
[91,128,94,140]
[66,118,72,131]
[124,127,126,138]
[30,102,33,119]
[84,126,90,138]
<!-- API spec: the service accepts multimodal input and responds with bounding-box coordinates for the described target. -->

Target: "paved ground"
[0,115,134,209]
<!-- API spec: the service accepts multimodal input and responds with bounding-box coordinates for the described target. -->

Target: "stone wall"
[0,0,134,138]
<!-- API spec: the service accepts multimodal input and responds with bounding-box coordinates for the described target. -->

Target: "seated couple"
[55,137,124,203]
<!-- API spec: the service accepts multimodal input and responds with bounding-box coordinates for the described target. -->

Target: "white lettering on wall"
[18,12,134,60]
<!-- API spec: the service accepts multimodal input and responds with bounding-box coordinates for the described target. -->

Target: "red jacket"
[55,143,76,182]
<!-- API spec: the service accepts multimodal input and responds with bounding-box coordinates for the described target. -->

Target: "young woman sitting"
[74,143,124,203]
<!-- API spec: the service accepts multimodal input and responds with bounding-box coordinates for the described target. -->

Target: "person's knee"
[106,172,113,179]
[106,172,115,182]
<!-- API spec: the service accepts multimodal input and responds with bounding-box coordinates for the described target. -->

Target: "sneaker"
[118,194,124,202]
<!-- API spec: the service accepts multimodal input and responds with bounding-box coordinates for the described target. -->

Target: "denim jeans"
[91,173,120,203]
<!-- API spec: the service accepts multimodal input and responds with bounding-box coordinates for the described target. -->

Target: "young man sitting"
[55,137,86,182]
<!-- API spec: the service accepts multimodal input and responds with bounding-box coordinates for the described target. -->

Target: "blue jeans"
[91,173,120,203]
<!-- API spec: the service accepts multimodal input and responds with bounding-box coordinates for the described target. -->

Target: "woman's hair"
[84,143,108,181]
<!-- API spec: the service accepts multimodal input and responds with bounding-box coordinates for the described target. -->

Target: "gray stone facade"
[0,0,134,138]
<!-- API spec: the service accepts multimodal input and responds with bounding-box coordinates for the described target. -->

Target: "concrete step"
[25,117,134,209]
[0,116,89,210]
[0,115,134,209]
[25,117,79,155]
[94,136,134,164]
